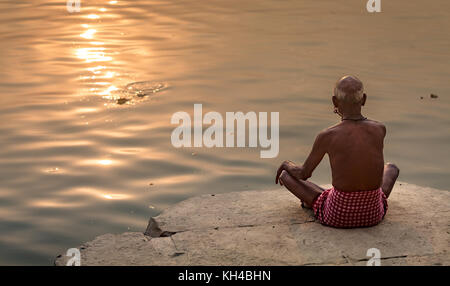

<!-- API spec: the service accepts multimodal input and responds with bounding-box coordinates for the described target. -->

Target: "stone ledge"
[55,182,449,266]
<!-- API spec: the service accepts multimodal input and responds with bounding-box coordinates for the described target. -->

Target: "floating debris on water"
[430,93,438,99]
[135,90,146,98]
[148,205,155,209]
[117,97,129,105]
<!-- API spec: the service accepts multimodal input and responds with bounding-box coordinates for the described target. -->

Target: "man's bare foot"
[301,201,312,209]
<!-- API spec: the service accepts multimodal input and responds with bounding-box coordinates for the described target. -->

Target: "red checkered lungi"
[312,187,388,228]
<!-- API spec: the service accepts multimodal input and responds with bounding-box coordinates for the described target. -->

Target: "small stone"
[171,252,185,257]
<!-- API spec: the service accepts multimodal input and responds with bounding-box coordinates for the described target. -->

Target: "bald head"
[334,75,364,104]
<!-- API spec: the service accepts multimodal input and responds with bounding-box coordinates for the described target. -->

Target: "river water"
[0,0,449,265]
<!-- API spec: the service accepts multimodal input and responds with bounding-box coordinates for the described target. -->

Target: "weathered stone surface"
[145,188,317,237]
[55,182,449,266]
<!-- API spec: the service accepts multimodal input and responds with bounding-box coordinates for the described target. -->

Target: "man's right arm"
[296,130,329,179]
[275,130,329,183]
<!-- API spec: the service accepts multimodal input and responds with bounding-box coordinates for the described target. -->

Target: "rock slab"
[55,182,450,266]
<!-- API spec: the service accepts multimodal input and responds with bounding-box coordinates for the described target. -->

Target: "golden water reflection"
[75,47,112,63]
[65,188,132,201]
[75,6,123,103]
[85,14,100,20]
[80,29,96,39]
[78,159,118,166]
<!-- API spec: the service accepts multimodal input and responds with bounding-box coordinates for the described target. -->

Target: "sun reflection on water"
[86,66,106,74]
[64,188,131,201]
[102,194,129,200]
[75,47,112,63]
[85,14,100,19]
[80,29,96,39]
[74,5,125,103]
[97,159,113,166]
[99,85,119,97]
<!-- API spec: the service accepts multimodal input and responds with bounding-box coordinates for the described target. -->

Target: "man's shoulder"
[366,118,385,126]
[322,122,343,134]
[365,119,386,134]
[317,124,340,141]
[321,119,386,136]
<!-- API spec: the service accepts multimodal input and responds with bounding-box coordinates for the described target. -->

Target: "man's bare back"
[324,119,385,192]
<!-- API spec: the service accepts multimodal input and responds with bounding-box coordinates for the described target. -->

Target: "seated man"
[275,75,399,228]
